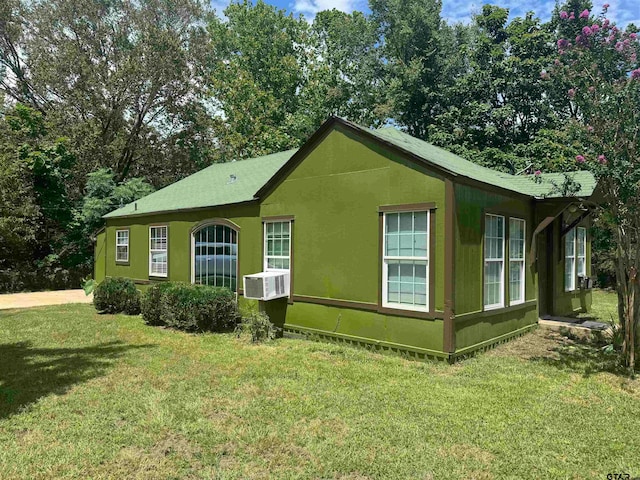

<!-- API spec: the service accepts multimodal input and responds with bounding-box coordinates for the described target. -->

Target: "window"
[115,229,129,263]
[564,228,576,291]
[382,211,429,311]
[577,227,587,278]
[484,214,505,309]
[264,221,291,271]
[192,224,237,291]
[509,218,526,305]
[149,226,168,277]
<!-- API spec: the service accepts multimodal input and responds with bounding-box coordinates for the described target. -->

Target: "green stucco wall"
[261,127,446,309]
[259,127,446,354]
[101,203,263,284]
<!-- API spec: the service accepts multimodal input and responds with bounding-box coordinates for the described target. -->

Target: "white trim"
[263,220,291,272]
[149,225,168,278]
[484,214,505,310]
[509,218,526,306]
[115,229,129,263]
[381,211,429,312]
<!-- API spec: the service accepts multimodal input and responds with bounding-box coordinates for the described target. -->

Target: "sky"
[211,0,639,28]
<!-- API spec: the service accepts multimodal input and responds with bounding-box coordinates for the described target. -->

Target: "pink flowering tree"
[551,4,640,370]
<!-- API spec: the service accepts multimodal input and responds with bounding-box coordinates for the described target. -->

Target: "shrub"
[236,311,277,343]
[140,282,174,326]
[93,277,141,314]
[160,283,240,332]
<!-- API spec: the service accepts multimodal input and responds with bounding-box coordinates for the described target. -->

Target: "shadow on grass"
[0,341,154,419]
[529,328,629,377]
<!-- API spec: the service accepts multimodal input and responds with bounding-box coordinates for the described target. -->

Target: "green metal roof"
[104,149,296,218]
[104,118,597,219]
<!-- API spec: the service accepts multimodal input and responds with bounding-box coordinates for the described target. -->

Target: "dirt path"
[0,290,93,310]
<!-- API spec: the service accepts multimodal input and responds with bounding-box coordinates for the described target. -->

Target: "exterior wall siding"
[453,183,538,350]
[552,216,593,315]
[259,127,446,354]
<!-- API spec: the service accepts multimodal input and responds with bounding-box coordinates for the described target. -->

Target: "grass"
[0,291,639,479]
[578,288,619,324]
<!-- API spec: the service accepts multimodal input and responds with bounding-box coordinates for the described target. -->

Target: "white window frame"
[263,220,291,272]
[508,218,526,306]
[382,210,430,312]
[577,226,587,279]
[115,229,129,263]
[484,214,505,310]
[564,227,576,291]
[149,225,168,278]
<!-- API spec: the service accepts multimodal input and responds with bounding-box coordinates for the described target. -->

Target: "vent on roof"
[227,174,237,184]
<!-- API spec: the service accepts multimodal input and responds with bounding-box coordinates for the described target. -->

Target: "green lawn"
[0,293,639,479]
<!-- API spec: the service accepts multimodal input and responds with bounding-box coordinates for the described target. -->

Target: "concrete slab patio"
[0,290,93,310]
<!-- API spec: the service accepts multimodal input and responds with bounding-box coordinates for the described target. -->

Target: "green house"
[95,117,598,361]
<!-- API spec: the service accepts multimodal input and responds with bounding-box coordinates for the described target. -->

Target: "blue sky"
[211,0,639,27]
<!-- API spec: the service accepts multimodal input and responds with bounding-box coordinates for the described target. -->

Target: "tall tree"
[370,0,447,138]
[1,0,215,188]
[550,4,640,369]
[207,0,310,161]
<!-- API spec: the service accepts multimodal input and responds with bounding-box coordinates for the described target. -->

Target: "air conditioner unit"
[243,271,290,300]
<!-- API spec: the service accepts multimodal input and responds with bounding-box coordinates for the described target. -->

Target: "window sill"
[378,306,443,320]
[149,275,169,280]
[484,303,504,311]
[115,261,130,266]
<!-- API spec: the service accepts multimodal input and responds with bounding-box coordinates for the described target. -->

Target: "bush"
[236,311,277,343]
[160,283,240,332]
[93,277,141,314]
[140,282,174,326]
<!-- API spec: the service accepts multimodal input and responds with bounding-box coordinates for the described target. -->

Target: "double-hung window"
[564,228,576,291]
[565,226,587,290]
[484,214,505,309]
[509,218,525,305]
[149,226,168,277]
[382,211,429,311]
[115,229,129,263]
[577,227,587,279]
[264,221,291,271]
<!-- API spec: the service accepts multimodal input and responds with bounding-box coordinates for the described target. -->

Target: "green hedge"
[93,277,141,315]
[141,282,240,332]
[140,282,174,326]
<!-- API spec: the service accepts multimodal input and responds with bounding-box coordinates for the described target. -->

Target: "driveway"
[0,290,93,310]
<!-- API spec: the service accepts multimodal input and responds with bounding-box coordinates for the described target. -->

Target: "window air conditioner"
[243,271,290,300]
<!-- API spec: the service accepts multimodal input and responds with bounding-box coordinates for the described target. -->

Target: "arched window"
[191,222,238,292]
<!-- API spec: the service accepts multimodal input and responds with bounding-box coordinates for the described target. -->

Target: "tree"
[1,0,215,188]
[306,9,387,126]
[370,0,447,138]
[550,4,640,370]
[207,1,310,162]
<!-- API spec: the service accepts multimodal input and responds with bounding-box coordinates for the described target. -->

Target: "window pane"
[386,213,399,234]
[414,212,428,233]
[386,233,399,256]
[399,212,413,234]
[509,261,523,303]
[399,234,413,256]
[484,260,503,306]
[578,258,586,277]
[414,232,427,257]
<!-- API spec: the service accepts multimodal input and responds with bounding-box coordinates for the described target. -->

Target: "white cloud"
[291,0,367,20]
